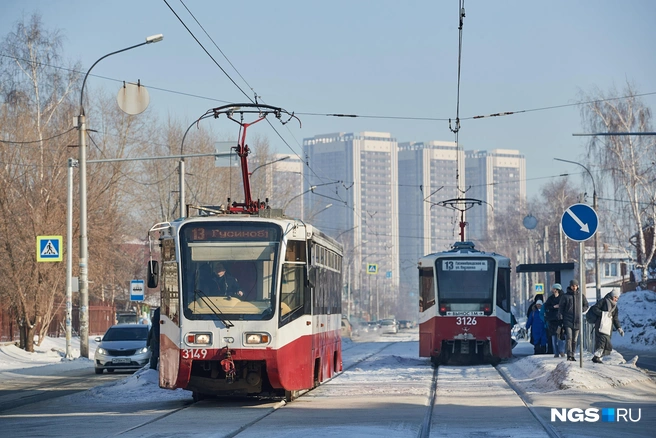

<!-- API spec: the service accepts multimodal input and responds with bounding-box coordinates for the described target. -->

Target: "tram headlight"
[185,332,212,345]
[244,332,270,345]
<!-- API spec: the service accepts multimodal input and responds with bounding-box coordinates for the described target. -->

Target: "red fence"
[0,304,115,343]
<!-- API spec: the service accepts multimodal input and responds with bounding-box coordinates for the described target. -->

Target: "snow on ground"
[0,288,653,404]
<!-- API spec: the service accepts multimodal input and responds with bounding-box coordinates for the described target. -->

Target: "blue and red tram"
[418,241,513,365]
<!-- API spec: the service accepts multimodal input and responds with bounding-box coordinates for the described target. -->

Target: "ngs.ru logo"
[551,408,641,423]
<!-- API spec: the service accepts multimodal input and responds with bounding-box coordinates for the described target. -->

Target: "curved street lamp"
[283,186,316,211]
[76,34,163,358]
[554,158,600,302]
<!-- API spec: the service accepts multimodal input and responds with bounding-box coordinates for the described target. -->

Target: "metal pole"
[78,113,89,358]
[77,35,163,358]
[554,158,600,301]
[66,158,77,359]
[347,264,351,321]
[376,277,379,321]
[579,240,585,368]
[593,192,601,301]
[179,159,185,218]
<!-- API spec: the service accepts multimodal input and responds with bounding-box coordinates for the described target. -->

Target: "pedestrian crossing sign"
[367,263,378,274]
[37,236,63,262]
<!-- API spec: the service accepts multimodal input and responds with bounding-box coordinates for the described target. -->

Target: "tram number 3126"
[455,316,477,326]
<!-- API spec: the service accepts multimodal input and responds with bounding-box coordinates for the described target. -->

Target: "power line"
[162,0,253,102]
[0,128,76,145]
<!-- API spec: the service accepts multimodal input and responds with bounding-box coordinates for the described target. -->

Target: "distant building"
[269,153,304,218]
[303,132,399,319]
[398,140,464,291]
[464,149,526,243]
[584,244,634,303]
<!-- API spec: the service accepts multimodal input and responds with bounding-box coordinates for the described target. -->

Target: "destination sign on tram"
[442,260,488,271]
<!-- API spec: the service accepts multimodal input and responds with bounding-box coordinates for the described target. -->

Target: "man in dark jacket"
[589,289,624,363]
[214,262,243,298]
[558,279,589,361]
[147,307,160,370]
[544,283,565,358]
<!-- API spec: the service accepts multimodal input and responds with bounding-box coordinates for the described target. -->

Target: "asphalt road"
[0,365,129,413]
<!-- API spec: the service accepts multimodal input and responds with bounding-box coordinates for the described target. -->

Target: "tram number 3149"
[181,349,208,359]
[455,316,477,326]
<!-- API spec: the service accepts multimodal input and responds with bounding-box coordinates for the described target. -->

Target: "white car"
[380,319,398,334]
[94,324,151,374]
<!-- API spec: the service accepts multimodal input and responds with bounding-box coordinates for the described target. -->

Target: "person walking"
[526,300,547,354]
[147,307,160,370]
[544,284,566,358]
[589,289,624,364]
[558,279,589,361]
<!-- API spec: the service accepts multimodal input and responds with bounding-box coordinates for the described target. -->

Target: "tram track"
[113,341,400,437]
[423,363,564,438]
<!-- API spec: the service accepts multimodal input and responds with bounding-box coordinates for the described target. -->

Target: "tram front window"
[436,258,495,315]
[179,223,281,321]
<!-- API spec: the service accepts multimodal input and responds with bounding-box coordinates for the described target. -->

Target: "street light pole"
[555,158,601,302]
[77,34,163,358]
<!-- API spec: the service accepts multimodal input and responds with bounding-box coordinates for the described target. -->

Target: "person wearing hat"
[526,299,548,355]
[544,283,566,358]
[558,279,589,361]
[588,289,624,364]
[214,262,243,298]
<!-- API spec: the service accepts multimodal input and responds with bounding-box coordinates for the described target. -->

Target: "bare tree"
[579,84,656,285]
[0,14,79,350]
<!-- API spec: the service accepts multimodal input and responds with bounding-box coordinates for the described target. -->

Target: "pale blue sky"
[2,0,655,198]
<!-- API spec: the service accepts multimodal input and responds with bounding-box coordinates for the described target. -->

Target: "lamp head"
[146,34,164,43]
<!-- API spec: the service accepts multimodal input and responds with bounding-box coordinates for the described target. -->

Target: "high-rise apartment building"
[464,149,526,243]
[303,132,399,320]
[398,141,464,291]
[269,153,304,218]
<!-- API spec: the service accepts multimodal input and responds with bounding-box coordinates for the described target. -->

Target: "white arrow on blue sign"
[561,203,598,242]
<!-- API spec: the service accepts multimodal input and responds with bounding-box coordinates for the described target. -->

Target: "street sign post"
[130,280,145,301]
[561,203,598,369]
[36,236,63,262]
[560,203,598,242]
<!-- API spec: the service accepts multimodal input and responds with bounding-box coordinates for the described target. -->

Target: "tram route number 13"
[455,316,477,325]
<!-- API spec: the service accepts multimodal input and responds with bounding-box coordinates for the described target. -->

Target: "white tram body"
[148,212,343,399]
[418,241,513,365]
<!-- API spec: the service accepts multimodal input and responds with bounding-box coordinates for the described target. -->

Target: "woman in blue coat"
[526,300,547,354]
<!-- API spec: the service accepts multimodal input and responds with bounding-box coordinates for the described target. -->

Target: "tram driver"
[214,262,244,298]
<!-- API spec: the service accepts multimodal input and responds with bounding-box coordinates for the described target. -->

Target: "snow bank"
[612,289,656,351]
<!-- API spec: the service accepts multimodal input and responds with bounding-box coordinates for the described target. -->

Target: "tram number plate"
[455,316,477,326]
[181,349,208,359]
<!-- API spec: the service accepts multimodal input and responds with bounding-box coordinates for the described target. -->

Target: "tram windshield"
[435,258,495,313]
[179,222,281,321]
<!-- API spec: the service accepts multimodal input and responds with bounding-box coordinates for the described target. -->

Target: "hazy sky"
[2,0,655,198]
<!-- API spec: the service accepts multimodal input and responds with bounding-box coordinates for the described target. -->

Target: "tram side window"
[280,264,305,326]
[285,241,306,262]
[496,267,511,313]
[419,267,435,312]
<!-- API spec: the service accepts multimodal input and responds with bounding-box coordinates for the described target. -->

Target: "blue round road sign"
[561,203,598,242]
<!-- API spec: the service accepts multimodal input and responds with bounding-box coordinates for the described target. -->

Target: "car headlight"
[137,347,149,354]
[244,332,270,345]
[97,347,107,355]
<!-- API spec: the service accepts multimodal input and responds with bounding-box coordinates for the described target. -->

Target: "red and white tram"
[148,210,343,401]
[418,241,513,365]
[146,103,343,401]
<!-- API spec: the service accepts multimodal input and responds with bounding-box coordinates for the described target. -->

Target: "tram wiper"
[192,267,234,328]
[193,288,234,328]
